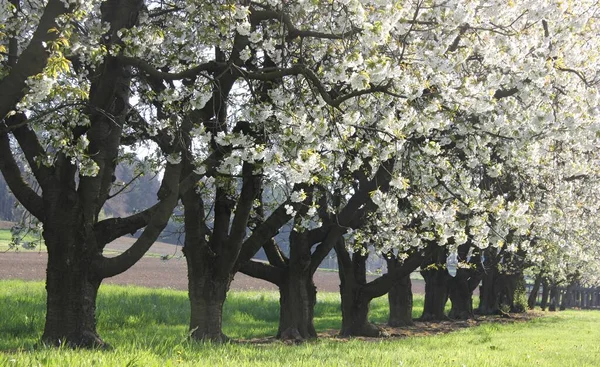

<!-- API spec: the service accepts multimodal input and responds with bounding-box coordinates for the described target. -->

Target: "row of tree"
[1,0,599,348]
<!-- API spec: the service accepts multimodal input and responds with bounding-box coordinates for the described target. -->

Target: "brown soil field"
[0,221,14,230]
[0,236,426,294]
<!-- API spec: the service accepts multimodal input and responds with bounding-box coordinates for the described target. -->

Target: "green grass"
[1,279,599,366]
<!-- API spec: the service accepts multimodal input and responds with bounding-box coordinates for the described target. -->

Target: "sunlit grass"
[1,279,599,366]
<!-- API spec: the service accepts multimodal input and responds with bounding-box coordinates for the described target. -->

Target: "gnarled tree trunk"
[528,272,543,310]
[448,244,482,320]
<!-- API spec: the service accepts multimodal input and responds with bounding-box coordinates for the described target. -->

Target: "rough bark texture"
[335,243,382,337]
[181,161,232,342]
[42,230,104,348]
[387,273,414,327]
[187,265,231,342]
[477,254,501,315]
[336,244,428,336]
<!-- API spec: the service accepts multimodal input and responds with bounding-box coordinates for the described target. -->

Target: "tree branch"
[239,259,284,286]
[92,161,181,278]
[119,55,223,81]
[0,131,44,220]
[93,201,160,249]
[235,202,292,269]
[6,114,52,189]
[362,247,429,299]
[0,0,71,120]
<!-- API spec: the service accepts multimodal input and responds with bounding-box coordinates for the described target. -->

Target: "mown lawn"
[1,279,599,366]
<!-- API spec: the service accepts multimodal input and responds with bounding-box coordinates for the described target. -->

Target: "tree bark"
[420,247,449,321]
[275,229,318,340]
[186,263,231,342]
[448,270,478,320]
[540,278,549,310]
[336,243,383,337]
[277,268,317,340]
[420,267,449,321]
[387,256,414,327]
[528,272,543,310]
[478,264,501,315]
[447,244,481,320]
[42,234,104,348]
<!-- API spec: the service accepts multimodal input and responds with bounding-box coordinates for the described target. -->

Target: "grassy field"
[1,280,599,366]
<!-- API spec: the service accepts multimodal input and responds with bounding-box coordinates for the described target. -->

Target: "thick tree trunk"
[420,267,449,321]
[448,270,475,320]
[499,273,521,312]
[42,256,103,348]
[277,231,318,340]
[184,239,232,343]
[187,274,230,342]
[528,273,543,310]
[478,266,501,315]
[277,269,317,341]
[41,225,105,348]
[337,246,382,337]
[339,277,382,337]
[387,274,414,327]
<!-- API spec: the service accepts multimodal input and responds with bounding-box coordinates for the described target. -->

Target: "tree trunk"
[387,274,414,327]
[42,258,103,348]
[420,267,449,321]
[277,269,317,341]
[549,284,558,311]
[336,246,383,337]
[277,231,318,340]
[184,242,232,342]
[41,226,105,348]
[540,278,549,310]
[448,270,475,320]
[339,276,382,337]
[188,276,230,342]
[478,266,501,315]
[528,273,543,310]
[499,273,524,313]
